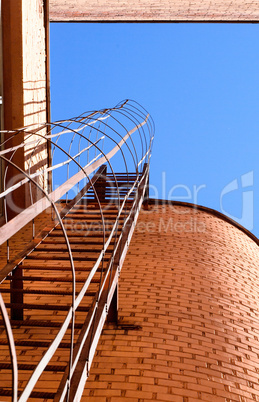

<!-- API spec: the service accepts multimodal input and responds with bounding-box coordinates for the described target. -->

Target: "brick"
[83,204,259,401]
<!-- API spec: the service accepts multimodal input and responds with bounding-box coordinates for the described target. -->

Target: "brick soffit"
[49,0,259,22]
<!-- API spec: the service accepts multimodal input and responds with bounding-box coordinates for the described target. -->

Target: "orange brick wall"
[83,203,259,401]
[49,0,259,21]
[0,207,54,271]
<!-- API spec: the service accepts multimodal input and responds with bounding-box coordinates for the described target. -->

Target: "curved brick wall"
[83,202,259,401]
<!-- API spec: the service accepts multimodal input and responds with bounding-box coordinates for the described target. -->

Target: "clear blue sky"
[50,23,259,237]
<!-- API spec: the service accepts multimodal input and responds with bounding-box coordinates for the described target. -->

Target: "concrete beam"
[49,0,259,22]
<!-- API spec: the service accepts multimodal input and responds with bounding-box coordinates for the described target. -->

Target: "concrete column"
[2,0,25,219]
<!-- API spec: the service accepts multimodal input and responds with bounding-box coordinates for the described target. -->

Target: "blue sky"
[50,23,259,237]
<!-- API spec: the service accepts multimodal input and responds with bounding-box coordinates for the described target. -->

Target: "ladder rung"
[0,288,96,297]
[26,254,110,261]
[0,338,72,348]
[0,319,83,328]
[22,265,102,273]
[0,389,56,399]
[6,276,100,283]
[4,303,90,312]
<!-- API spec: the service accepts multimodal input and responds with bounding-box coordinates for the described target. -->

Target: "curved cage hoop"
[0,100,154,401]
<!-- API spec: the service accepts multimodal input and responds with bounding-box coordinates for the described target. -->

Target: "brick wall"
[84,203,259,401]
[0,208,54,270]
[49,0,259,21]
